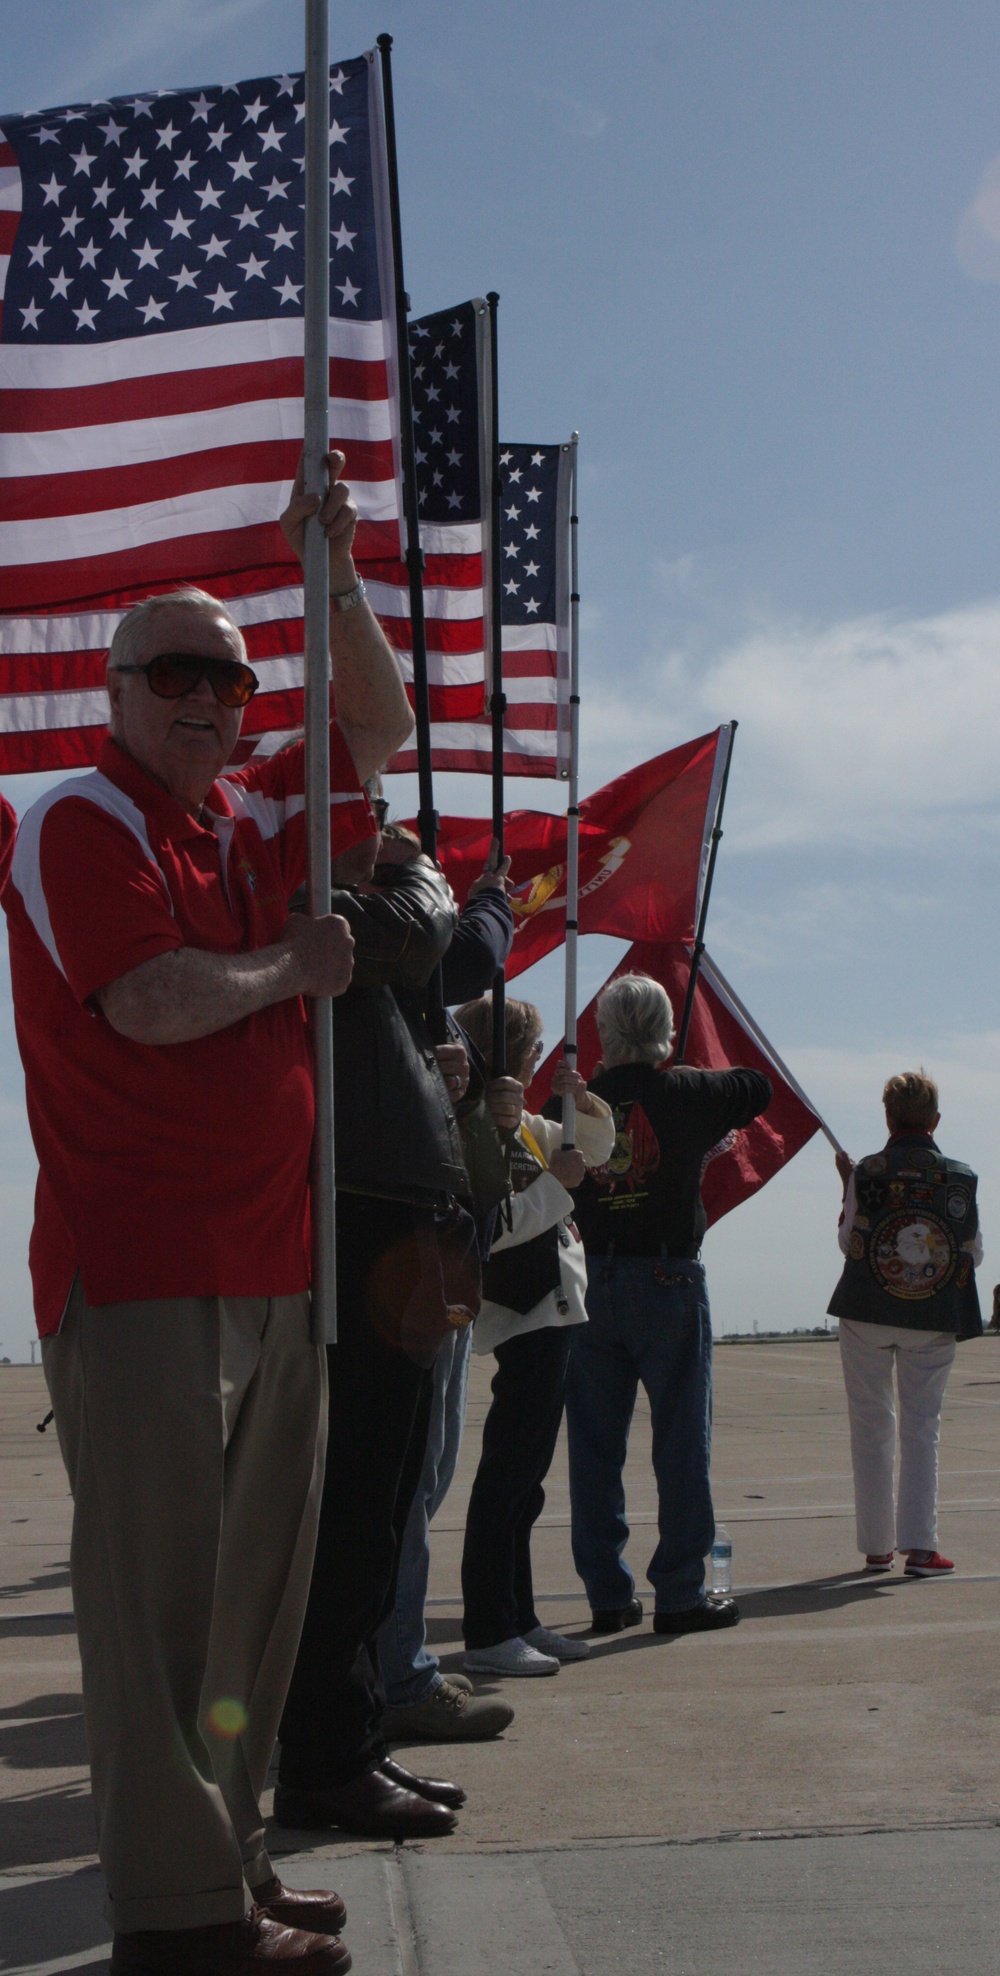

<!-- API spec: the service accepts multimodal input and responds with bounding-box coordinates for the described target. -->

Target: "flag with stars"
[389,432,572,779]
[0,51,401,773]
[371,297,494,767]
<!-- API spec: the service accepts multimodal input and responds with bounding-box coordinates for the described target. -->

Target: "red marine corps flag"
[434,727,732,976]
[530,940,826,1226]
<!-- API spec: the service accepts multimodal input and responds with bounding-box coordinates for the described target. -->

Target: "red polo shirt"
[4,729,373,1335]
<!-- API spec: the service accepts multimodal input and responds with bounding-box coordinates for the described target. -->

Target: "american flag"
[497,438,572,778]
[378,297,493,768]
[381,298,571,779]
[0,52,402,773]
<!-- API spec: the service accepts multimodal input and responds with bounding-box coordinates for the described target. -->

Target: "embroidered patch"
[947,1192,969,1221]
[848,1231,865,1260]
[870,1211,957,1300]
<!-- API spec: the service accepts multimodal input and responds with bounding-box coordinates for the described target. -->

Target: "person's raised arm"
[97,911,354,1046]
[281,449,414,782]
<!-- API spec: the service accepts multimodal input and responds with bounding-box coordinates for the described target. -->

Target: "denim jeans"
[565,1256,714,1615]
[461,1325,574,1649]
[377,1323,473,1706]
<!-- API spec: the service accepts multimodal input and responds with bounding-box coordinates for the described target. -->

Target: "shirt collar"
[98,736,230,839]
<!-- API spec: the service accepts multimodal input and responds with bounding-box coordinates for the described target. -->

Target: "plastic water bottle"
[710,1526,732,1596]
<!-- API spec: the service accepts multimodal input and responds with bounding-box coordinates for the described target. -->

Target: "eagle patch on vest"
[855,1154,964,1301]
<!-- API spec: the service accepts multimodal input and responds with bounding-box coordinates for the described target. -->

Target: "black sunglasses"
[113,652,259,709]
[372,798,390,826]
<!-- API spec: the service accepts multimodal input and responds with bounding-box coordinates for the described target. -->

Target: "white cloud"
[50,0,272,105]
[582,595,1000,849]
[956,154,1000,283]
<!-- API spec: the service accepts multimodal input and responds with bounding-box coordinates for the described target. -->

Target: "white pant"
[838,1317,955,1555]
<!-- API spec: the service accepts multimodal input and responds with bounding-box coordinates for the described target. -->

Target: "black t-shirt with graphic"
[573,1061,772,1259]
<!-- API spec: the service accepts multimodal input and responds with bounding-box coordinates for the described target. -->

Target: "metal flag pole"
[486,290,507,1074]
[303,0,336,1339]
[561,433,581,1148]
[674,720,739,1065]
[376,34,445,1039]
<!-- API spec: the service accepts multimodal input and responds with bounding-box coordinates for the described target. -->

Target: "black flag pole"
[486,290,507,1074]
[674,721,738,1065]
[376,34,445,1037]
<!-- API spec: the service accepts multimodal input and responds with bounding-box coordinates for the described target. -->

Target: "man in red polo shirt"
[3,454,413,1975]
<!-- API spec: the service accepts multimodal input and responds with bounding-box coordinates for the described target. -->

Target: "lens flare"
[206,1697,248,1740]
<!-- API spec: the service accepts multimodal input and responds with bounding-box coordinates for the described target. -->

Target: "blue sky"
[2,0,1000,1356]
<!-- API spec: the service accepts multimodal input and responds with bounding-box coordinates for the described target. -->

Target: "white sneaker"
[463,1636,560,1677]
[523,1625,591,1662]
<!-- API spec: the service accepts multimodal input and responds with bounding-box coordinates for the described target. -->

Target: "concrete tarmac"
[3,1337,1000,1973]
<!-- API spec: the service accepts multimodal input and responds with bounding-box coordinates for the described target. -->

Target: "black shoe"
[379,1756,467,1809]
[653,1595,740,1634]
[273,1770,457,1839]
[589,1597,643,1634]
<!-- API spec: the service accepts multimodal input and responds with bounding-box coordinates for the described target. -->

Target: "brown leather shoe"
[110,1909,351,1973]
[253,1875,347,1939]
[273,1768,457,1839]
[379,1755,467,1809]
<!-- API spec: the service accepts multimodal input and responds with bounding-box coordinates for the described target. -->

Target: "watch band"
[331,577,367,613]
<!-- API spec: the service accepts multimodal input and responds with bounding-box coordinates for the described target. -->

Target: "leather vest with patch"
[828,1137,982,1340]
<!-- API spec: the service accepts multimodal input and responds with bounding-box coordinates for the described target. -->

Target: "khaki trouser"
[43,1280,326,1934]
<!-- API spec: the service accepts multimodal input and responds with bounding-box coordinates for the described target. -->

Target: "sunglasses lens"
[146,655,258,707]
[209,662,257,708]
[147,655,202,699]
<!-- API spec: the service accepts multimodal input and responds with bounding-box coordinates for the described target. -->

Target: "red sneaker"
[903,1551,954,1577]
[864,1553,894,1573]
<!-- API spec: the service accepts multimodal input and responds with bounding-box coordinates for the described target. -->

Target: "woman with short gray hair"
[567,974,772,1638]
[596,974,675,1068]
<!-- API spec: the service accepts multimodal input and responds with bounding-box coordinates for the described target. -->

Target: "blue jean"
[376,1323,473,1706]
[565,1256,715,1614]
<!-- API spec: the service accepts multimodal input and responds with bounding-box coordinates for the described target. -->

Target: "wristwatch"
[331,577,367,612]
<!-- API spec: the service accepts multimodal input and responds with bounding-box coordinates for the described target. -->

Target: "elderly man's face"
[107,603,247,811]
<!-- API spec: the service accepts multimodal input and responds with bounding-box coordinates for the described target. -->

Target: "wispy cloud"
[42,0,273,109]
[581,594,1000,851]
[955,154,1000,283]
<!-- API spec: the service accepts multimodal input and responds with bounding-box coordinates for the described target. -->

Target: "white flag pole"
[561,432,581,1149]
[303,0,336,1342]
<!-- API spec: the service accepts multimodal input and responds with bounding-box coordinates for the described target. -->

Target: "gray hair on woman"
[596,973,675,1068]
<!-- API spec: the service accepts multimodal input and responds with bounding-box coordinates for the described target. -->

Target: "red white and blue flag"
[0,52,402,773]
[383,306,571,779]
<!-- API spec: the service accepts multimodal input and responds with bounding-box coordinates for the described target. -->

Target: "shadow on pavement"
[0,1694,95,1871]
[0,1863,109,1968]
[737,1576,896,1619]
[0,1611,77,1639]
[0,1562,72,1602]
[0,1692,88,1772]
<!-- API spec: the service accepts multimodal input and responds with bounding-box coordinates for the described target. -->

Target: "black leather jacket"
[319,856,471,1204]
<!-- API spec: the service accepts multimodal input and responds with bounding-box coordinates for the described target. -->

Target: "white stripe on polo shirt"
[218,781,361,840]
[11,772,172,980]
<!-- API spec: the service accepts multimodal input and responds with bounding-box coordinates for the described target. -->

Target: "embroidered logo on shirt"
[595,1101,661,1197]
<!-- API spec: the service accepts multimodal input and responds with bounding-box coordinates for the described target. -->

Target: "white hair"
[106,588,246,676]
[596,973,675,1067]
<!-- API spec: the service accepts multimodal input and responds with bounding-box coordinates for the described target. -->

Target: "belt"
[595,1242,702,1263]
